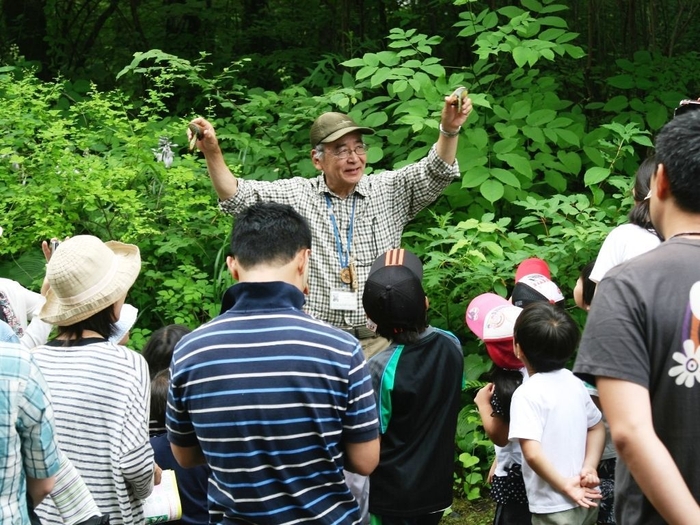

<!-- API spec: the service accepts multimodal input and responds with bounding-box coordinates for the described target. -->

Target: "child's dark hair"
[489,366,523,423]
[374,313,428,345]
[513,302,580,373]
[142,324,191,379]
[579,260,597,308]
[628,156,656,230]
[150,368,170,431]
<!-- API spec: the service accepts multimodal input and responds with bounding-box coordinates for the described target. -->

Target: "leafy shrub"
[0,0,679,502]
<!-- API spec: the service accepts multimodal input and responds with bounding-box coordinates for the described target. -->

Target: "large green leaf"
[584,166,611,186]
[480,179,505,202]
[492,138,519,154]
[491,166,522,187]
[510,100,532,120]
[370,68,393,87]
[646,104,669,130]
[527,109,556,126]
[557,151,581,175]
[496,155,531,179]
[462,166,490,188]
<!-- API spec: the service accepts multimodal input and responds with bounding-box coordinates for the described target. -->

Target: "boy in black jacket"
[363,249,464,525]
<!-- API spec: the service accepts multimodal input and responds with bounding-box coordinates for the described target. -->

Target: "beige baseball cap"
[309,112,374,147]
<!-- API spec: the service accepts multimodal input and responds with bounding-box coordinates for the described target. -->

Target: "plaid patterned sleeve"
[20,352,61,479]
[219,177,311,216]
[373,145,460,222]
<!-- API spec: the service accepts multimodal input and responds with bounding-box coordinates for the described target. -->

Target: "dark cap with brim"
[310,112,374,147]
[362,249,425,331]
[511,274,565,308]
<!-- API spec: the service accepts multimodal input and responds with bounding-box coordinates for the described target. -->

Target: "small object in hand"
[451,86,469,112]
[188,123,204,151]
[50,239,60,253]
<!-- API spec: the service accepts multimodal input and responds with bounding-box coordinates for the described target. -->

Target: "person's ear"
[310,148,323,170]
[299,249,311,294]
[655,163,671,200]
[296,248,310,273]
[226,256,240,281]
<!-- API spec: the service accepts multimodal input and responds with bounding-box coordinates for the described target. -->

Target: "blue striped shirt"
[167,281,379,525]
[0,340,61,525]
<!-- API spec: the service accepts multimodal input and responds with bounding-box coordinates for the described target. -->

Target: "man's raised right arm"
[189,117,239,201]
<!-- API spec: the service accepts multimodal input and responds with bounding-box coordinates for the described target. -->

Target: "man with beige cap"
[190,92,472,358]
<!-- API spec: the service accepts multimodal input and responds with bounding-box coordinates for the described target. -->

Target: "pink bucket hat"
[466,293,523,370]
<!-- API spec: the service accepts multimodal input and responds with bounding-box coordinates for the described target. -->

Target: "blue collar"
[224,281,306,312]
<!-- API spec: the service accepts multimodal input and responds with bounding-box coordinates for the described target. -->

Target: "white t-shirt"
[509,369,602,514]
[0,278,52,349]
[590,223,660,283]
[494,442,523,477]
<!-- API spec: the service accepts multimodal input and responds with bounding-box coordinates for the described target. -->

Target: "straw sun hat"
[39,235,141,326]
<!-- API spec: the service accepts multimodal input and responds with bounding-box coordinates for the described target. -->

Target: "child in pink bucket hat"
[466,293,531,525]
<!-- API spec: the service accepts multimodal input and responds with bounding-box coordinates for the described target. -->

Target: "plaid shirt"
[220,145,459,330]
[0,341,60,525]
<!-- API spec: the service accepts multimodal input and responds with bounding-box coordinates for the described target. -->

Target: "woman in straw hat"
[31,235,158,525]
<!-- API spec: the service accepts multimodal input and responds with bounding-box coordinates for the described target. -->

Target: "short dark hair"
[374,313,428,344]
[230,202,312,269]
[489,366,524,424]
[655,111,700,213]
[628,156,656,229]
[513,302,579,373]
[56,303,117,343]
[579,260,597,308]
[150,368,170,431]
[142,324,191,379]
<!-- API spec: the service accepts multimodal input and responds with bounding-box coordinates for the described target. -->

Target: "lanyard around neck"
[325,193,357,269]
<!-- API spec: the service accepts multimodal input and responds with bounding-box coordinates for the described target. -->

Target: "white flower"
[668,339,700,388]
[152,137,177,169]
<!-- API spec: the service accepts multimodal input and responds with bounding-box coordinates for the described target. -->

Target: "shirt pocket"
[353,213,396,268]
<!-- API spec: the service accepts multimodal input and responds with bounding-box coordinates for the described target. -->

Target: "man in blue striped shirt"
[167,202,380,525]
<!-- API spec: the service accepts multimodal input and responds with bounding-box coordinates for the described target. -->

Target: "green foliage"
[456,403,492,501]
[0,65,232,331]
[457,1,585,67]
[1,0,690,506]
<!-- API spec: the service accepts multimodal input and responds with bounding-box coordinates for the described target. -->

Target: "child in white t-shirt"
[509,302,605,525]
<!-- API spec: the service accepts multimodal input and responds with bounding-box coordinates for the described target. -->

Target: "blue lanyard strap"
[325,194,356,269]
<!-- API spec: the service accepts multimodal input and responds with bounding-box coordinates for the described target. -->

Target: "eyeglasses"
[674,99,700,117]
[330,144,367,160]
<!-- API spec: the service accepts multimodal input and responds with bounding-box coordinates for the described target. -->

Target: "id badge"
[330,289,357,311]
